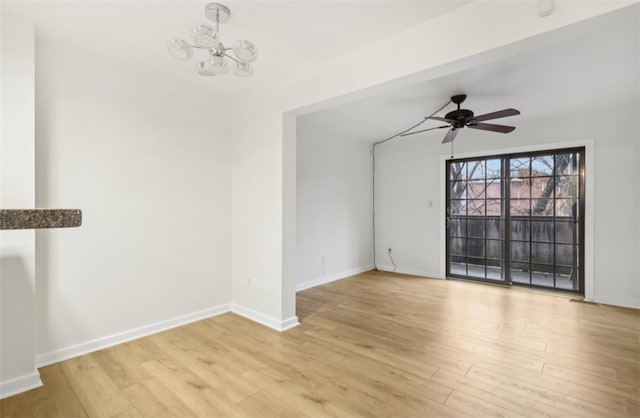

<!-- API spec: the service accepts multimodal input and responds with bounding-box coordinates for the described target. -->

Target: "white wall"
[34,42,232,363]
[375,103,640,308]
[0,13,41,397]
[373,136,442,278]
[231,0,635,326]
[296,115,373,291]
[230,104,290,328]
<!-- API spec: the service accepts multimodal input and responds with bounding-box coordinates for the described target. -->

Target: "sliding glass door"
[447,157,506,283]
[446,147,585,294]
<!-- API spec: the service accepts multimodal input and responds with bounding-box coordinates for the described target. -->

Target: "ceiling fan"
[401,94,520,143]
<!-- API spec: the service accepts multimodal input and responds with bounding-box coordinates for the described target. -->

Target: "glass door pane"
[446,159,506,283]
[506,149,584,293]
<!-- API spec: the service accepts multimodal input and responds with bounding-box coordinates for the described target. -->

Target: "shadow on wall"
[35,231,52,361]
[0,255,34,380]
[34,228,86,364]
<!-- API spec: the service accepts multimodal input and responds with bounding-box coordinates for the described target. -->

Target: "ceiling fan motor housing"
[446,94,474,127]
[445,109,475,128]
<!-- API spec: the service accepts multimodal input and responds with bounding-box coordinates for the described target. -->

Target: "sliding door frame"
[441,141,592,297]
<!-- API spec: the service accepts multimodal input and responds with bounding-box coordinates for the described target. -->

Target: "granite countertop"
[0,209,82,230]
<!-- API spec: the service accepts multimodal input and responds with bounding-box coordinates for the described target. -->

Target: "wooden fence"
[449,215,577,274]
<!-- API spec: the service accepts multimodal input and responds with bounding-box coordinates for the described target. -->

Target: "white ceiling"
[3,0,470,95]
[300,5,640,143]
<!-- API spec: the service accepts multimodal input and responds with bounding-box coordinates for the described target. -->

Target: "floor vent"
[569,298,599,305]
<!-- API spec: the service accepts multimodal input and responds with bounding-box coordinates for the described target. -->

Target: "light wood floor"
[2,271,639,417]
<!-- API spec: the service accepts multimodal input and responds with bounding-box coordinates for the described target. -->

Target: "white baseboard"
[35,300,303,372]
[375,264,445,279]
[279,316,301,331]
[36,303,231,367]
[0,370,42,400]
[590,295,640,310]
[296,264,374,292]
[230,303,299,331]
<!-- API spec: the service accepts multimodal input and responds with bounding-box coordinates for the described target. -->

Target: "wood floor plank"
[467,366,628,417]
[122,378,198,418]
[25,386,57,418]
[311,381,395,418]
[445,389,528,418]
[329,368,454,415]
[142,358,250,417]
[304,326,442,379]
[304,338,454,405]
[92,345,152,390]
[0,391,33,418]
[110,408,143,418]
[424,334,636,411]
[173,323,267,374]
[237,390,310,418]
[118,339,169,364]
[154,339,260,403]
[542,362,639,400]
[314,306,474,375]
[432,368,580,418]
[59,355,132,418]
[28,364,87,418]
[2,271,638,417]
[241,368,345,418]
[473,359,632,412]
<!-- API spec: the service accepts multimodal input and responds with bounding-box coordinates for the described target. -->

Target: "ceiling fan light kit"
[402,94,520,143]
[168,3,258,77]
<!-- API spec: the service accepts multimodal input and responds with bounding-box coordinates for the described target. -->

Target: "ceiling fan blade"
[474,108,520,122]
[428,116,457,124]
[442,128,459,143]
[467,122,515,133]
[400,125,449,137]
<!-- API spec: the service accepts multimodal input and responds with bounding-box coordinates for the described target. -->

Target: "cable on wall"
[388,248,397,272]
[371,100,452,271]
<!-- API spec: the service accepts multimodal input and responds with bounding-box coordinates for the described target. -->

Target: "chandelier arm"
[223,53,239,63]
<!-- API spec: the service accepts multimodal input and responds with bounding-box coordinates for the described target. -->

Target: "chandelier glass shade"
[168,3,258,77]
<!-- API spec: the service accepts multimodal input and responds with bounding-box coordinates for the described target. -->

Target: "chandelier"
[167,3,258,77]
